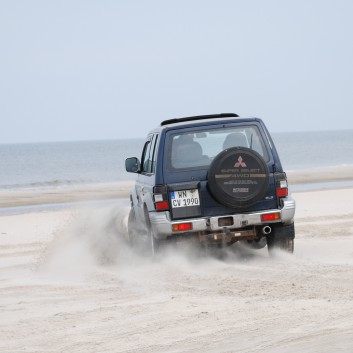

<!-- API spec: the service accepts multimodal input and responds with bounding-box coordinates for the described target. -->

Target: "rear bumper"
[150,196,296,239]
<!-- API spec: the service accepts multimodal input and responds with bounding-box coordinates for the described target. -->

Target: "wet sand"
[0,181,134,209]
[287,165,353,184]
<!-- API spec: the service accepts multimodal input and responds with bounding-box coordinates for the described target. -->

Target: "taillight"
[172,222,192,232]
[155,201,169,211]
[153,185,169,211]
[261,212,280,222]
[275,172,288,198]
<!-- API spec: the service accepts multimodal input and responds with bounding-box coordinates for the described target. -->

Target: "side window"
[141,139,152,173]
[151,134,159,173]
[141,134,159,174]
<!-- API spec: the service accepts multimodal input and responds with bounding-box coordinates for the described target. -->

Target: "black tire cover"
[208,147,269,208]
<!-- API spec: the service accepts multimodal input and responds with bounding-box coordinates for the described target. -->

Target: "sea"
[1,130,353,191]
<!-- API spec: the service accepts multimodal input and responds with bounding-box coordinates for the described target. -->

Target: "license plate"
[170,189,200,208]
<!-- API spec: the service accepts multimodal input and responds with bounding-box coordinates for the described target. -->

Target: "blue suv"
[125,114,295,256]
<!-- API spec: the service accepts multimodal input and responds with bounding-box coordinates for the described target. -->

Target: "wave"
[0,179,95,190]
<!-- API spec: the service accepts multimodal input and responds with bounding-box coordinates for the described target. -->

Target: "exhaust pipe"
[262,226,272,235]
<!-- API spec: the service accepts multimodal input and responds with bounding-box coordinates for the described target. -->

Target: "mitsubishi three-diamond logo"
[234,156,247,168]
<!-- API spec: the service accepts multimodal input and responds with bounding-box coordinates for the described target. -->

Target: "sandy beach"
[1,172,353,352]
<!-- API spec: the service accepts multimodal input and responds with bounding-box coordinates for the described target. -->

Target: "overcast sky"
[1,0,353,143]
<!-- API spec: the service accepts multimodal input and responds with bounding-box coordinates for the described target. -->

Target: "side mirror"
[125,157,141,173]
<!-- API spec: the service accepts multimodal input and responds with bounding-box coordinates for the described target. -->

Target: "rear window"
[168,125,269,170]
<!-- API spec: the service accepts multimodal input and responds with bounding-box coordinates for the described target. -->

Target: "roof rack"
[160,113,239,126]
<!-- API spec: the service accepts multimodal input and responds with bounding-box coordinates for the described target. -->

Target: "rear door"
[162,123,278,219]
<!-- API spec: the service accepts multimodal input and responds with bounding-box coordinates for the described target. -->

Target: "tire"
[127,208,138,247]
[128,208,161,257]
[268,238,294,254]
[208,147,269,208]
[267,223,295,256]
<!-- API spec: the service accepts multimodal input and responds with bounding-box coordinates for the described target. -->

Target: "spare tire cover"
[208,147,269,208]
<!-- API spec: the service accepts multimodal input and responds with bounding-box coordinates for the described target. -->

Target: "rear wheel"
[128,208,162,257]
[268,237,294,254]
[145,227,166,258]
[267,223,295,256]
[127,208,138,247]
